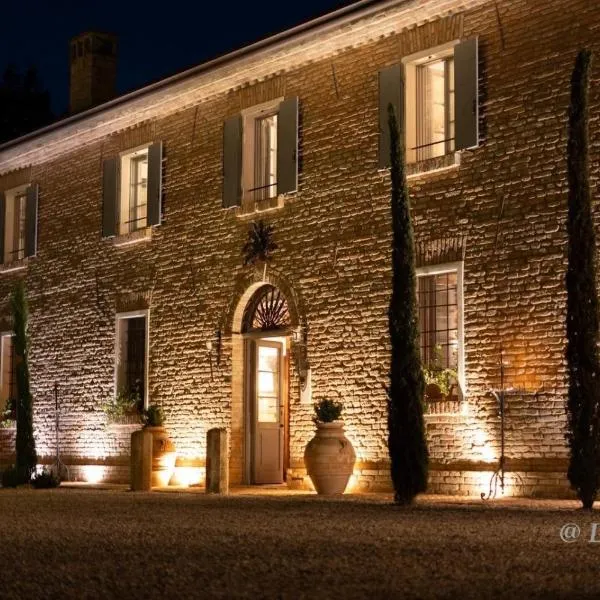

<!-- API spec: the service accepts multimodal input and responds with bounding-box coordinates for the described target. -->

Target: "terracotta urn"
[145,426,177,487]
[304,421,356,495]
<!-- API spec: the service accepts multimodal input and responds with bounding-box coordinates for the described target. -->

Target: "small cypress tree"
[12,280,37,482]
[386,103,428,504]
[565,49,600,510]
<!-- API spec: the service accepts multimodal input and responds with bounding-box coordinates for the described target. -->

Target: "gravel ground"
[1,488,599,599]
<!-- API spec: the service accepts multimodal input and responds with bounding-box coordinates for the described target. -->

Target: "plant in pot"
[142,404,176,487]
[102,388,143,424]
[304,399,356,495]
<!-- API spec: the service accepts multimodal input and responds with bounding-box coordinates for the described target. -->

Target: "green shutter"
[454,38,479,151]
[277,96,299,195]
[147,141,163,226]
[25,183,38,258]
[223,115,243,208]
[102,157,118,237]
[379,64,404,169]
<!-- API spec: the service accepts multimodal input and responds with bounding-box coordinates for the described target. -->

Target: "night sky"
[1,0,356,117]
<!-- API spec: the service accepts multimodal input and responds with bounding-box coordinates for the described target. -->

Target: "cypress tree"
[12,280,37,482]
[386,103,428,504]
[565,49,600,509]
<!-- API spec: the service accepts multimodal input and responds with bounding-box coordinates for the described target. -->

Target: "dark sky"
[1,0,357,117]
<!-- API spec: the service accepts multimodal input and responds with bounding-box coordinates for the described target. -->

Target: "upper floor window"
[120,148,149,235]
[102,142,162,240]
[223,97,299,213]
[378,39,478,170]
[0,184,38,267]
[408,53,455,162]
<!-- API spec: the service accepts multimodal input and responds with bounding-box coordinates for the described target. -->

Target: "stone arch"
[220,267,304,337]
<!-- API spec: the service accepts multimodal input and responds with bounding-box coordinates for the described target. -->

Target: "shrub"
[386,102,428,505]
[11,281,37,483]
[103,389,142,422]
[31,468,61,489]
[142,405,165,427]
[313,399,343,424]
[1,466,21,488]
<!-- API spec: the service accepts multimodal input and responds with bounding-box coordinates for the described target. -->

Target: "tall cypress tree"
[387,103,428,504]
[565,49,600,509]
[12,280,37,482]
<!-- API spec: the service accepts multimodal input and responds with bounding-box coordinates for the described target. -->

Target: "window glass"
[4,190,27,264]
[116,316,146,404]
[1,335,16,406]
[417,271,459,370]
[414,56,455,161]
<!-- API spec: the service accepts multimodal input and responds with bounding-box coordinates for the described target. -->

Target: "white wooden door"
[253,340,284,484]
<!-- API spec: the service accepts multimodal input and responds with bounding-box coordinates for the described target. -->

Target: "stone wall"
[0,0,598,496]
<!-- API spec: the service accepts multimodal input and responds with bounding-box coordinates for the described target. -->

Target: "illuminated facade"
[0,0,596,496]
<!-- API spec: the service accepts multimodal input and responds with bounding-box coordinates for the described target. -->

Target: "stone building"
[0,0,596,496]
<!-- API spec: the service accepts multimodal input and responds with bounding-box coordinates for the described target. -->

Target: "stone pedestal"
[206,428,229,494]
[130,429,153,491]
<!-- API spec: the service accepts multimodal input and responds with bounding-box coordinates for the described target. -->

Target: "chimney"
[69,32,117,114]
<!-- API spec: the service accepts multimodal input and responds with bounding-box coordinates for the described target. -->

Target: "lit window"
[416,265,464,396]
[405,46,456,164]
[242,100,282,213]
[119,148,148,235]
[3,188,27,264]
[115,313,148,407]
[0,333,16,407]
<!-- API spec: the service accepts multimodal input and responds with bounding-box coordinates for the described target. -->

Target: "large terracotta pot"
[146,426,176,487]
[304,421,356,495]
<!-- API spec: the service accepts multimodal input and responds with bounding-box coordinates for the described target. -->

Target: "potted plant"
[0,398,16,428]
[142,404,176,487]
[422,345,458,405]
[304,399,356,495]
[102,388,143,424]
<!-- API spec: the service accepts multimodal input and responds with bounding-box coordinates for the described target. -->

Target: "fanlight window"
[243,285,291,332]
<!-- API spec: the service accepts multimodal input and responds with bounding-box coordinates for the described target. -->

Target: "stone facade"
[0,0,597,497]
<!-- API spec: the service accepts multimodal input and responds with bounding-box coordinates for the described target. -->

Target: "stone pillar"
[130,429,153,491]
[206,428,229,494]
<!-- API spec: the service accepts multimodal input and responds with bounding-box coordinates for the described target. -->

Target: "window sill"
[236,195,284,217]
[0,258,28,274]
[424,396,464,416]
[112,227,152,247]
[407,152,460,179]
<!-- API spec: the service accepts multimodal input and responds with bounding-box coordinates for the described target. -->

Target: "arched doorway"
[242,285,291,484]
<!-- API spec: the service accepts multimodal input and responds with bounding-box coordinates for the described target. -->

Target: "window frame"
[241,98,284,214]
[114,309,150,410]
[118,145,150,236]
[416,261,465,396]
[0,331,16,411]
[403,41,459,165]
[3,185,29,265]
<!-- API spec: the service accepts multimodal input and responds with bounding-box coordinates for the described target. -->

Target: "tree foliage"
[0,65,54,145]
[386,103,428,504]
[11,280,37,483]
[565,49,600,510]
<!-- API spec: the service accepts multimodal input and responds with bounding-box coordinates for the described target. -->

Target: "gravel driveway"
[0,488,598,599]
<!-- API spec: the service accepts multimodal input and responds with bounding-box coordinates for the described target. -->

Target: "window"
[405,45,456,164]
[241,100,282,213]
[222,97,298,211]
[378,39,478,170]
[102,142,162,240]
[119,148,149,235]
[4,188,27,264]
[416,264,464,394]
[115,312,148,407]
[0,184,38,267]
[0,333,16,409]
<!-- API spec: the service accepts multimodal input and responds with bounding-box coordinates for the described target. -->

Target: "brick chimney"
[69,32,117,114]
